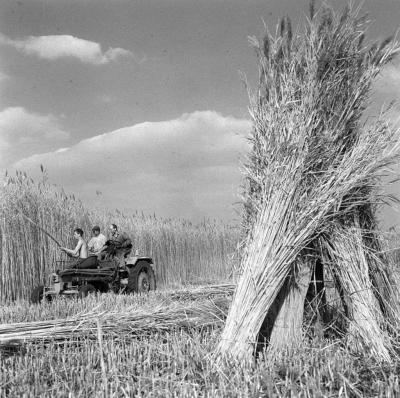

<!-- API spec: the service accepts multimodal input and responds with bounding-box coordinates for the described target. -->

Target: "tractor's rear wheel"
[127,261,156,293]
[78,284,96,298]
[31,285,45,304]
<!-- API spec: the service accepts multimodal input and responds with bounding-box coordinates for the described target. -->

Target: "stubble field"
[1,287,400,397]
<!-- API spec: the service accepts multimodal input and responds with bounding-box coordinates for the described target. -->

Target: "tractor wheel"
[78,284,96,298]
[127,261,156,294]
[31,285,45,304]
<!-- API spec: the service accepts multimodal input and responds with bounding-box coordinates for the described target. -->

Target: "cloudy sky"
[1,0,400,225]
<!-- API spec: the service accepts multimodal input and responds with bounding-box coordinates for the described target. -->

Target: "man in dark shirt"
[101,224,132,266]
[108,224,132,248]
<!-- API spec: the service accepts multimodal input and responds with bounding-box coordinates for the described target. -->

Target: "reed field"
[0,170,239,301]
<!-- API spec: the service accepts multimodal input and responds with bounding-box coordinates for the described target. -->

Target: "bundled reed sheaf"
[217,3,400,362]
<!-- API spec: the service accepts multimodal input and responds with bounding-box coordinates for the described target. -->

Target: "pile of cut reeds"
[217,3,400,362]
[0,296,229,348]
[167,283,234,301]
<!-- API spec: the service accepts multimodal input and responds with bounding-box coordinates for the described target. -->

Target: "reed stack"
[217,3,400,362]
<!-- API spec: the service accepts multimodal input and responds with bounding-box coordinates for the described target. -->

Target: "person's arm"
[121,233,132,247]
[61,240,82,258]
[94,235,108,254]
[92,240,103,255]
[100,235,107,247]
[97,239,111,254]
[87,238,94,253]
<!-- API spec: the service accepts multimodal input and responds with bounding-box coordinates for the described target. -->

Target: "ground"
[0,288,399,397]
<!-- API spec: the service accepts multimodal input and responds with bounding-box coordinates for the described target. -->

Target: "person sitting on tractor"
[100,224,132,265]
[108,224,132,249]
[60,228,97,269]
[88,225,107,256]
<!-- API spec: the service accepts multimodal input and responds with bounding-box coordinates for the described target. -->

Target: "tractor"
[30,243,156,303]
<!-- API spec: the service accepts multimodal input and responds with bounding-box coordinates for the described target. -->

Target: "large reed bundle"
[217,4,400,361]
[320,220,392,360]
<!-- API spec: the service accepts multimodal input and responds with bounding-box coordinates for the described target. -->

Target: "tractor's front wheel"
[31,285,45,304]
[78,284,96,298]
[127,261,156,293]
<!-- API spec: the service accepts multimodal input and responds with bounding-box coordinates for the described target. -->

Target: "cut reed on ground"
[0,291,399,397]
[0,284,233,347]
[217,3,400,362]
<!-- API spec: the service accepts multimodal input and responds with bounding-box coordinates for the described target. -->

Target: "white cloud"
[12,111,251,220]
[375,64,400,94]
[0,33,133,65]
[0,70,9,83]
[0,107,70,167]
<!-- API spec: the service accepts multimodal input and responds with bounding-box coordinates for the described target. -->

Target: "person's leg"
[114,252,126,268]
[74,256,98,269]
[70,258,84,269]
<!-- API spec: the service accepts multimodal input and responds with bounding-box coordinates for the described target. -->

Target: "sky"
[1,0,400,225]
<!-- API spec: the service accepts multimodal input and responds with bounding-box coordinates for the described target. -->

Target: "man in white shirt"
[88,226,107,256]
